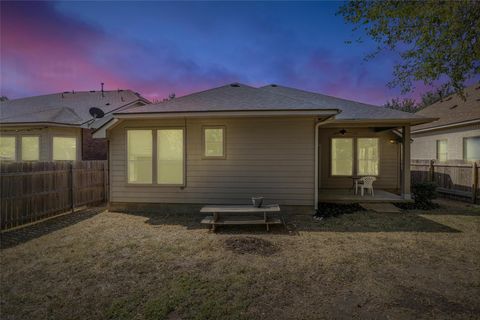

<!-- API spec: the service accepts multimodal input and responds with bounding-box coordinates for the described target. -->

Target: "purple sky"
[1,1,474,105]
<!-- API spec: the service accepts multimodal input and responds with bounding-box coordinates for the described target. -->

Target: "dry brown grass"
[1,200,479,320]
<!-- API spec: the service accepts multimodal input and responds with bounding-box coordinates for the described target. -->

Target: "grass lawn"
[1,200,479,319]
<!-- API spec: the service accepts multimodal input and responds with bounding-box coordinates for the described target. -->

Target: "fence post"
[70,161,75,213]
[472,161,478,204]
[429,159,435,182]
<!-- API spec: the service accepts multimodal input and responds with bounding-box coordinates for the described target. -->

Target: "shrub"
[412,182,438,209]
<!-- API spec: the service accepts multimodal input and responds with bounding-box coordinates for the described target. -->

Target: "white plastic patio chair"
[356,176,376,196]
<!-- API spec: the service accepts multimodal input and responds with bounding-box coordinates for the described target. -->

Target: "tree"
[384,97,419,113]
[0,96,8,101]
[338,1,480,96]
[384,84,456,113]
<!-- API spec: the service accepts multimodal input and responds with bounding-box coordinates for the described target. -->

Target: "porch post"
[402,125,411,199]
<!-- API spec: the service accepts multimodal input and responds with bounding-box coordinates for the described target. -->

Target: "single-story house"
[0,89,149,161]
[411,84,480,161]
[93,83,436,212]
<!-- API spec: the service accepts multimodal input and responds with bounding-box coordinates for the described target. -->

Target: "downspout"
[314,115,337,212]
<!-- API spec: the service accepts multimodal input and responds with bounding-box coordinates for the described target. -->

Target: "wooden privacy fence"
[1,161,108,230]
[411,160,479,203]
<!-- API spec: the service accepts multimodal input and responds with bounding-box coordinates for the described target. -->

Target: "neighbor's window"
[53,137,77,160]
[203,127,225,158]
[157,129,184,185]
[464,136,480,161]
[127,130,152,184]
[357,138,379,176]
[21,136,40,161]
[436,139,448,162]
[0,136,16,161]
[331,138,353,176]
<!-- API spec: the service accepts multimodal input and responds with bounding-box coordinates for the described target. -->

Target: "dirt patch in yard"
[224,236,278,256]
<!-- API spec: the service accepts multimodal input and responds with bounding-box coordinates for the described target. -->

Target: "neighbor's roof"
[0,90,149,128]
[117,83,338,115]
[412,84,480,132]
[115,83,434,125]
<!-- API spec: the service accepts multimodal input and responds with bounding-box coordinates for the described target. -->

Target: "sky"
[0,1,473,105]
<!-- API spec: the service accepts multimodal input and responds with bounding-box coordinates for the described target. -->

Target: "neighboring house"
[0,90,150,161]
[411,84,480,161]
[94,83,435,212]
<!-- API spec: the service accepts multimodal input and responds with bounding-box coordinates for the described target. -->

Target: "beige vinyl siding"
[109,117,316,206]
[0,126,81,161]
[318,127,400,190]
[411,124,480,160]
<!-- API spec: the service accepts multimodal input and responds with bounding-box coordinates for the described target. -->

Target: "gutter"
[314,115,337,211]
[411,118,480,134]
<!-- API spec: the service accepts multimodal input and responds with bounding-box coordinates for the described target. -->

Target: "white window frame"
[157,128,186,186]
[330,137,354,176]
[52,136,78,161]
[357,137,380,176]
[21,135,40,161]
[0,135,17,161]
[463,136,480,161]
[202,126,226,159]
[125,128,186,186]
[436,139,448,162]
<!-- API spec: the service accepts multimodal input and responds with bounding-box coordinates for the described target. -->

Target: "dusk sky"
[1,1,474,105]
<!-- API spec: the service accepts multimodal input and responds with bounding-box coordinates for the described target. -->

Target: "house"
[411,84,480,161]
[0,89,150,161]
[93,83,435,212]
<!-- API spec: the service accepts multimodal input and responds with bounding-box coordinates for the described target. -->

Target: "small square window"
[22,136,40,161]
[203,127,225,158]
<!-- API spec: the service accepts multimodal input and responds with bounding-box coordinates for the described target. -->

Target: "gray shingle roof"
[413,84,480,131]
[260,84,428,121]
[0,90,148,128]
[116,83,433,124]
[118,83,337,114]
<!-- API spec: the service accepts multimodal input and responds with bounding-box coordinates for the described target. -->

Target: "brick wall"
[82,128,107,160]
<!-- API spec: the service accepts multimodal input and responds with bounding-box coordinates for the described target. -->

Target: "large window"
[331,138,353,176]
[436,139,448,161]
[157,129,184,185]
[127,130,153,184]
[203,127,225,158]
[53,137,77,160]
[0,136,16,161]
[357,138,379,176]
[464,136,480,161]
[22,136,40,161]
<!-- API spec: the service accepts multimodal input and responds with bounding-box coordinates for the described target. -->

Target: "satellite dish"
[89,107,105,119]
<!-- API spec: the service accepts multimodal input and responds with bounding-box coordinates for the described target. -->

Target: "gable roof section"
[412,84,480,132]
[117,83,339,115]
[114,83,434,125]
[0,90,149,128]
[259,84,431,123]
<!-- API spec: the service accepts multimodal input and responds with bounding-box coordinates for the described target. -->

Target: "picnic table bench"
[200,204,282,231]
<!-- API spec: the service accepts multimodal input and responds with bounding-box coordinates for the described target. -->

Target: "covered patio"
[317,188,407,203]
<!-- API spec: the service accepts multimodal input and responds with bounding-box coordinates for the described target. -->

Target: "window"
[331,138,353,176]
[53,137,77,160]
[0,136,16,161]
[127,130,153,184]
[464,136,480,161]
[436,139,448,161]
[357,138,379,175]
[203,127,225,158]
[157,129,184,185]
[22,136,40,161]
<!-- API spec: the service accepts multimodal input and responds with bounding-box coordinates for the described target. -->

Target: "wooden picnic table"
[200,204,281,232]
